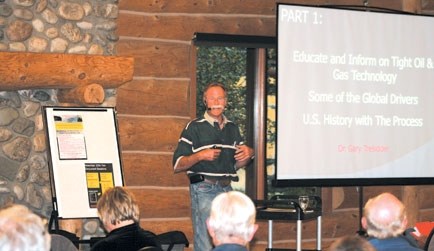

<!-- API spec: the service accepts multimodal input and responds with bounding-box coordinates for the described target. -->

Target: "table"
[255,196,322,251]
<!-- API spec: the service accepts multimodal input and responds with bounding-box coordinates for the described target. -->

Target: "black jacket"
[91,223,162,251]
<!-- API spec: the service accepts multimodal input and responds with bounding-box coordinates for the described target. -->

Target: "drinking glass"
[298,196,309,212]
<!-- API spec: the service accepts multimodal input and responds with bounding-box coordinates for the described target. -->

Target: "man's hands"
[174,147,221,173]
[234,145,255,170]
[201,148,221,161]
[175,145,254,173]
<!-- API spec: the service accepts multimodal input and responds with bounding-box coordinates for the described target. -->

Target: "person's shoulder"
[90,240,114,251]
[137,228,162,246]
[190,117,207,124]
[212,243,248,251]
[368,236,423,251]
[138,228,158,238]
[185,117,208,129]
[91,231,120,250]
[223,117,239,127]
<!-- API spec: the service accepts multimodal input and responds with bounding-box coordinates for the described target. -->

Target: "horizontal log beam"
[0,52,134,90]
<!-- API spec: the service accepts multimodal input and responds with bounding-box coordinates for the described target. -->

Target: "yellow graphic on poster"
[54,115,87,160]
[85,163,114,208]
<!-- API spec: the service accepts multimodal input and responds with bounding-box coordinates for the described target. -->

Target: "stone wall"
[0,90,56,215]
[0,0,118,54]
[0,0,119,248]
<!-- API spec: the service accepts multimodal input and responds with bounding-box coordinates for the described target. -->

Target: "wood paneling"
[130,188,191,218]
[116,40,192,78]
[418,186,434,209]
[117,79,190,116]
[119,0,288,14]
[117,116,188,152]
[118,0,382,14]
[422,0,434,14]
[322,211,361,238]
[117,14,276,41]
[255,218,322,240]
[420,209,434,222]
[122,152,189,187]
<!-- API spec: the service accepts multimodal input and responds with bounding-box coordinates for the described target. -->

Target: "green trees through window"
[196,46,248,136]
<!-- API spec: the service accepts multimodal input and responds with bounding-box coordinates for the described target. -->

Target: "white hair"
[0,204,51,251]
[208,191,256,243]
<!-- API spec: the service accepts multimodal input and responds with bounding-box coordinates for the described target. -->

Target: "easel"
[48,207,60,233]
[43,106,125,248]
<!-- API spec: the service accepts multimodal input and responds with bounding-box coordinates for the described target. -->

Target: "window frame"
[192,33,275,200]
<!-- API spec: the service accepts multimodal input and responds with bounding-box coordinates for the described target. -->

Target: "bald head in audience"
[362,192,407,239]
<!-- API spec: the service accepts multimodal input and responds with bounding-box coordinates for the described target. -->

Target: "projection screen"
[275,4,434,186]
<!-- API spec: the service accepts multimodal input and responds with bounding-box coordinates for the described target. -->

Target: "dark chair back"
[157,231,189,251]
[50,233,78,251]
[137,246,162,251]
[425,228,434,251]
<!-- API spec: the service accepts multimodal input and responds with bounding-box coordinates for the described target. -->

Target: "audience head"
[97,186,140,232]
[329,235,376,251]
[0,204,51,251]
[362,192,407,239]
[207,191,258,247]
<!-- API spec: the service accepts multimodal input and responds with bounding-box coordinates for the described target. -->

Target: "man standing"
[173,82,255,250]
[362,192,422,251]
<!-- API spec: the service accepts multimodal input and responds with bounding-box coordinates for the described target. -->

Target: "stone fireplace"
[0,51,133,213]
[0,0,133,248]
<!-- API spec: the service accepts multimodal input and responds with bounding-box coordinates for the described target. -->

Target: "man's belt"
[189,174,232,187]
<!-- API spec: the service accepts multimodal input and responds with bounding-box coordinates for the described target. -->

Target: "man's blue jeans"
[190,181,232,251]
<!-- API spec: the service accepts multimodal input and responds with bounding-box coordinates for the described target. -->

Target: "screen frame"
[274,3,434,187]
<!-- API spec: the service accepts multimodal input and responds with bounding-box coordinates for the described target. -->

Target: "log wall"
[114,0,434,250]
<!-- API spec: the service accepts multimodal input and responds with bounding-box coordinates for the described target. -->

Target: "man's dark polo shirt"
[173,112,243,179]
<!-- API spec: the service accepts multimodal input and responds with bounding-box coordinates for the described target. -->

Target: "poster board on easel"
[43,106,124,219]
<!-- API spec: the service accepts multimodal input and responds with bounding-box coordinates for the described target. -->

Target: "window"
[196,45,249,192]
[193,33,319,199]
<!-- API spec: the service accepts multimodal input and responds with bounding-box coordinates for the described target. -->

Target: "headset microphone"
[204,100,212,110]
[204,100,225,111]
[207,106,225,111]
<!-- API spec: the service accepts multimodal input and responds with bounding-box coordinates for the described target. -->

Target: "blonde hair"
[208,191,256,243]
[97,186,140,226]
[0,204,51,251]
